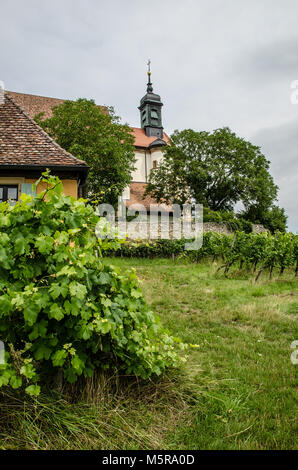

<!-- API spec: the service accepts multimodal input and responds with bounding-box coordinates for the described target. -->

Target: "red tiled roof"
[6,90,107,119]
[130,127,170,148]
[0,94,88,168]
[6,91,65,120]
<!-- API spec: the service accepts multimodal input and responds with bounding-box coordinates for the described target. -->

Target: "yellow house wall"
[0,177,78,199]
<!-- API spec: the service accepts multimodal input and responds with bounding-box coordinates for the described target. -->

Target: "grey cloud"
[0,0,298,230]
[253,118,298,177]
[252,118,298,232]
[231,37,298,85]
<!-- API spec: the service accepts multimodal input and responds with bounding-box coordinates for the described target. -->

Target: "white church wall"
[131,147,166,183]
[149,148,164,171]
[131,149,146,182]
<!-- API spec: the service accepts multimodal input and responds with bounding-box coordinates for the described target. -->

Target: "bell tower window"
[141,109,147,124]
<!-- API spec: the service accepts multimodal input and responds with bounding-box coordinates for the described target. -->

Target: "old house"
[0,92,89,203]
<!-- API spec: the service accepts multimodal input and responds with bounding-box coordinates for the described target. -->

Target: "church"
[2,66,169,208]
[124,64,170,211]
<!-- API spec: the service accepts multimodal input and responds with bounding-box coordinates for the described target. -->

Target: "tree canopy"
[35,99,136,206]
[145,127,287,231]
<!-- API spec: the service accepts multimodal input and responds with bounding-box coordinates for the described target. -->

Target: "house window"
[152,160,158,169]
[0,185,18,205]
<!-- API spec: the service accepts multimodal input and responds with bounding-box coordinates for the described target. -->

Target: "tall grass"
[0,371,192,450]
[0,259,297,450]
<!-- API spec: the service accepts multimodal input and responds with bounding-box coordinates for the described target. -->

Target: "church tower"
[138,60,164,139]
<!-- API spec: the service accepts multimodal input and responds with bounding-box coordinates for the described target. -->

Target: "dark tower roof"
[138,61,164,139]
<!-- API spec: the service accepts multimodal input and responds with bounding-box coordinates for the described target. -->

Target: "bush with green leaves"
[203,207,253,233]
[0,174,187,396]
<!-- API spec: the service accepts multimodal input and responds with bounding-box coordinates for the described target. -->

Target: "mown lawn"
[1,258,297,449]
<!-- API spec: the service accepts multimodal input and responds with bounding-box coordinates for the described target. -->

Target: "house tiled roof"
[0,94,88,168]
[6,90,107,119]
[130,127,170,148]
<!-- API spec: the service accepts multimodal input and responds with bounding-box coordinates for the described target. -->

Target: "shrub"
[203,207,222,223]
[203,207,253,233]
[0,174,187,396]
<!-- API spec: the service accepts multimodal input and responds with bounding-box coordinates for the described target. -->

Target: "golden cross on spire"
[147,59,151,78]
[146,59,153,92]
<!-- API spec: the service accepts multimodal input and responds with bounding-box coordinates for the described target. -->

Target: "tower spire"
[139,61,164,138]
[147,59,153,93]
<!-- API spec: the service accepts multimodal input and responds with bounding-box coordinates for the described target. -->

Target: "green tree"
[145,127,284,228]
[242,205,288,233]
[35,99,136,206]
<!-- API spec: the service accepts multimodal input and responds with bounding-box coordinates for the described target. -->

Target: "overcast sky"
[1,0,297,231]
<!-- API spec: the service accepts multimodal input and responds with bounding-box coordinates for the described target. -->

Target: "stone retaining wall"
[120,219,266,239]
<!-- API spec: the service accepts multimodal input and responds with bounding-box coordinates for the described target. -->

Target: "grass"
[0,258,297,449]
